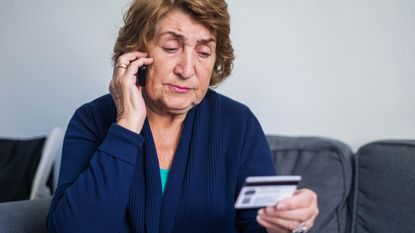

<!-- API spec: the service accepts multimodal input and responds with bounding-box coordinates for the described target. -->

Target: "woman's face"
[143,9,216,116]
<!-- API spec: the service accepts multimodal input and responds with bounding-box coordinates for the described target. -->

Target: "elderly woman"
[47,0,318,232]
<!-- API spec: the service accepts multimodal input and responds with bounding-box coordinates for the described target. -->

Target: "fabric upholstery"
[0,197,50,233]
[266,136,353,233]
[351,140,415,233]
[0,137,45,202]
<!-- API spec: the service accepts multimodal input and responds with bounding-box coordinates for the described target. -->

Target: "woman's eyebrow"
[159,31,185,41]
[198,38,216,45]
[159,31,215,45]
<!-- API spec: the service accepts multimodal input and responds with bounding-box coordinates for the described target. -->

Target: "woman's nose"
[174,52,195,79]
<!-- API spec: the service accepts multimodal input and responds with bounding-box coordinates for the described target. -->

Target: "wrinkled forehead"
[154,8,216,43]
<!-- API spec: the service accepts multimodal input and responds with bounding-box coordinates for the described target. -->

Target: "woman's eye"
[197,45,212,58]
[198,52,211,58]
[163,47,178,53]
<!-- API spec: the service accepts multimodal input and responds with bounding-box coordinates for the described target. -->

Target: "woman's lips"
[168,84,192,93]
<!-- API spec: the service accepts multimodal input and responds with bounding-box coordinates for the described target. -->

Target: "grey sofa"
[267,137,415,233]
[0,197,50,233]
[0,137,414,233]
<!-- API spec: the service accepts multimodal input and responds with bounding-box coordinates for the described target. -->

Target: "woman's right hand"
[110,51,153,133]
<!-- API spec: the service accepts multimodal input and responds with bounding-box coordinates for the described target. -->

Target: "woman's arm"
[48,51,152,232]
[47,103,144,233]
[235,112,276,233]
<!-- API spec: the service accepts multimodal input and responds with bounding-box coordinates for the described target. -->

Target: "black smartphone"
[136,65,147,87]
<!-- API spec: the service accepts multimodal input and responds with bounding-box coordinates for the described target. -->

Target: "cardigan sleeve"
[47,103,144,233]
[235,112,276,233]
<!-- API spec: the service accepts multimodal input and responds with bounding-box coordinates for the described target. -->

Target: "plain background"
[1,0,414,151]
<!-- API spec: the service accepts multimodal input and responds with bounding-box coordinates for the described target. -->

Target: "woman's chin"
[162,98,201,116]
[164,104,193,115]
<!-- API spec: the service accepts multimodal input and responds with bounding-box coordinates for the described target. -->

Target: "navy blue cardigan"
[48,90,276,233]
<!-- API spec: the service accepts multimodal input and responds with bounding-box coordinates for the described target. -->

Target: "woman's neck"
[146,107,187,169]
[146,106,187,132]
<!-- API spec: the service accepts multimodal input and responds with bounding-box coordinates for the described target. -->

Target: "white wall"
[0,0,130,137]
[1,0,414,151]
[221,0,415,150]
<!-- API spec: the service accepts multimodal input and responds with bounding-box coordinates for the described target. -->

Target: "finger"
[275,189,317,211]
[116,51,148,67]
[259,204,319,233]
[114,51,148,76]
[262,202,317,221]
[258,210,300,231]
[263,207,308,222]
[303,218,315,232]
[256,215,288,233]
[124,57,154,79]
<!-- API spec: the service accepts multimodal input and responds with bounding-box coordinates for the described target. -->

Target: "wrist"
[116,115,145,133]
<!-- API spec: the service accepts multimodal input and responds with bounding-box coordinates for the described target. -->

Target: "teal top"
[160,168,170,193]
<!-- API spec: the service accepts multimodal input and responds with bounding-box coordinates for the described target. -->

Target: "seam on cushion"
[350,151,360,233]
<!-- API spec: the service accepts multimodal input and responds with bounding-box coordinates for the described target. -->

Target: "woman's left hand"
[256,189,319,233]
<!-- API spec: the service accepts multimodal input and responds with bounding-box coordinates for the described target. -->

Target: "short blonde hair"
[113,0,234,86]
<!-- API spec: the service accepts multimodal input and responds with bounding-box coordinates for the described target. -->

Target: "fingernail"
[256,215,262,222]
[256,215,264,222]
[257,209,264,215]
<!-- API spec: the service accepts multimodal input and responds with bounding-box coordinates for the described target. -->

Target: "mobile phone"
[235,175,301,209]
[136,65,147,87]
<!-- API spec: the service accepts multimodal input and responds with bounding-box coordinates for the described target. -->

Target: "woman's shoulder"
[206,89,255,120]
[68,94,116,139]
[75,94,116,118]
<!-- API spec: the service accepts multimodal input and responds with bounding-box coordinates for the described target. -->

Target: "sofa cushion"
[351,140,415,233]
[266,136,353,233]
[0,137,46,202]
[0,197,50,233]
